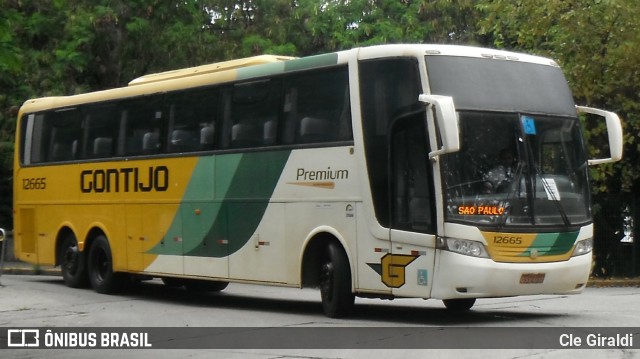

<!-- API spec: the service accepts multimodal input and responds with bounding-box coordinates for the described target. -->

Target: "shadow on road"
[30,276,568,326]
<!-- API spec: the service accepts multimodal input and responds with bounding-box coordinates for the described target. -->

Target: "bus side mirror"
[419,94,460,158]
[577,106,623,165]
[0,228,5,242]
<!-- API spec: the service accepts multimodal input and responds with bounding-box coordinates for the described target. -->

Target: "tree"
[478,0,640,276]
[0,0,226,228]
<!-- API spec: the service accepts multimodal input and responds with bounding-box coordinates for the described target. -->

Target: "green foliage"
[477,0,640,195]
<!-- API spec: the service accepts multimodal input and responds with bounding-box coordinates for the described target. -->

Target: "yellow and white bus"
[12,44,623,317]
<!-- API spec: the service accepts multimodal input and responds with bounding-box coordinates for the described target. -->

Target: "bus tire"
[161,277,185,288]
[184,279,228,292]
[59,233,89,288]
[443,298,476,311]
[319,242,354,318]
[87,235,124,294]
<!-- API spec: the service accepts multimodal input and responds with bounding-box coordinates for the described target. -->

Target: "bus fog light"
[572,238,593,257]
[443,238,489,258]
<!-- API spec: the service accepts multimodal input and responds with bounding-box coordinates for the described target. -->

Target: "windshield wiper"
[533,167,571,227]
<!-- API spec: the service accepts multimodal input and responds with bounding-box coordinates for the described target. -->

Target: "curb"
[586,277,640,288]
[1,263,60,276]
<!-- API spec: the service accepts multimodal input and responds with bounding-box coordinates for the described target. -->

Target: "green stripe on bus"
[284,53,339,72]
[520,232,578,257]
[149,150,291,258]
[235,53,339,80]
[237,62,287,80]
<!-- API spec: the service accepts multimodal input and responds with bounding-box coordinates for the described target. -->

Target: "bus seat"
[72,140,79,159]
[299,116,331,143]
[142,131,159,153]
[170,129,197,152]
[93,137,113,157]
[51,143,72,161]
[263,120,277,145]
[200,125,215,149]
[231,123,259,148]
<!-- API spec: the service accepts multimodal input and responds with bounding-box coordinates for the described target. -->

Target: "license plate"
[520,273,545,284]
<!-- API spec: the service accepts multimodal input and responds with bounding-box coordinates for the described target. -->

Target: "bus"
[11,44,623,317]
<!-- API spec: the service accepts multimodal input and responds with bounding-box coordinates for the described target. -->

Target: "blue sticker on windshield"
[522,116,537,135]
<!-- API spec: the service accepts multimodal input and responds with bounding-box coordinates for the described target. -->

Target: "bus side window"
[224,79,281,149]
[359,58,422,228]
[82,105,119,159]
[166,87,218,153]
[28,114,47,164]
[283,66,351,145]
[122,98,163,156]
[47,109,82,162]
[391,114,436,233]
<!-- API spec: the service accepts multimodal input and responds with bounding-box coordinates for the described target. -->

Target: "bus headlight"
[572,238,593,257]
[438,237,489,258]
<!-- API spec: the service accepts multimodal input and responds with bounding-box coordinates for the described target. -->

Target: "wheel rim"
[94,248,109,282]
[63,245,79,275]
[320,262,334,302]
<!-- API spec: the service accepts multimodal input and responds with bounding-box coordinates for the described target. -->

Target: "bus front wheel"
[59,233,88,288]
[88,235,124,294]
[443,298,476,311]
[319,242,354,318]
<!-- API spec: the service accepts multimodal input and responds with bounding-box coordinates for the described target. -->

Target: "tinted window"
[21,66,353,165]
[31,109,82,163]
[82,104,120,159]
[426,56,576,116]
[166,88,218,153]
[122,97,164,156]
[359,58,422,227]
[391,114,436,233]
[221,79,281,149]
[283,67,352,144]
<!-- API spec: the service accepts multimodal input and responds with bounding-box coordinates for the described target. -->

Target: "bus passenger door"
[388,114,437,298]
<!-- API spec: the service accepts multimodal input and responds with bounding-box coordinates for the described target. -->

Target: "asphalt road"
[1,274,639,358]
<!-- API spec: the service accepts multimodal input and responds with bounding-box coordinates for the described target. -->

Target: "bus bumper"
[430,250,592,299]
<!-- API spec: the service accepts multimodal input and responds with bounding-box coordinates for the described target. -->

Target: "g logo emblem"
[380,254,418,288]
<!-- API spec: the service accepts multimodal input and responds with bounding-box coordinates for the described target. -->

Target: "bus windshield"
[440,112,591,228]
[427,55,591,229]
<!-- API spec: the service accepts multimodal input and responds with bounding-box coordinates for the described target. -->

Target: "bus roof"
[18,44,559,115]
[127,55,297,86]
[355,44,559,67]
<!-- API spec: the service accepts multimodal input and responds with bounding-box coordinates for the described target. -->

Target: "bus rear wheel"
[161,277,185,288]
[443,298,476,311]
[88,235,124,294]
[319,242,354,318]
[59,233,88,288]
